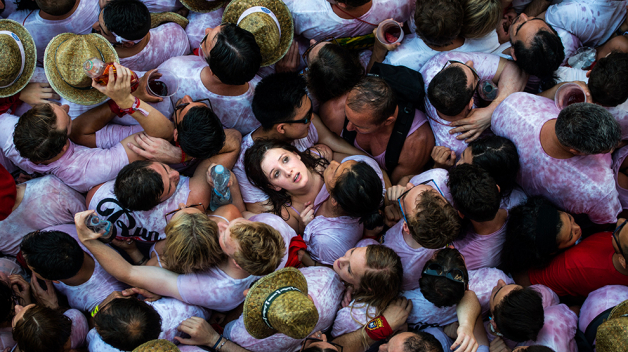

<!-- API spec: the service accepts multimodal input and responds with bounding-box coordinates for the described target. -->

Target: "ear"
[467,97,475,110]
[619,254,627,269]
[490,318,498,332]
[217,221,228,233]
[402,221,410,234]
[586,69,591,78]
[383,115,395,126]
[330,197,339,207]
[231,257,243,270]
[458,210,465,219]
[173,129,178,142]
[496,184,501,193]
[567,148,582,156]
[275,123,286,135]
[121,41,136,48]
[510,49,517,61]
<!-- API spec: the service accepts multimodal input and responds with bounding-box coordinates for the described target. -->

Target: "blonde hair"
[461,0,501,39]
[163,212,226,274]
[231,222,286,276]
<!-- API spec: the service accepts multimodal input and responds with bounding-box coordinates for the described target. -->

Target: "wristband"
[90,305,99,318]
[108,97,149,117]
[364,315,393,341]
[107,99,125,117]
[212,335,224,350]
[135,257,148,266]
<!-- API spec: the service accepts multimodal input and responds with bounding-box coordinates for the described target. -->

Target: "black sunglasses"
[171,98,214,123]
[613,219,627,258]
[277,104,313,125]
[300,337,343,352]
[422,263,466,285]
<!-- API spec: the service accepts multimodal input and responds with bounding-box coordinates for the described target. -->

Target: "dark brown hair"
[353,245,403,314]
[13,305,72,352]
[414,0,464,46]
[14,104,68,163]
[408,191,461,248]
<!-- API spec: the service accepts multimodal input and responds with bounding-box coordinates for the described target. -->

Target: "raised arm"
[311,115,366,160]
[452,290,481,352]
[74,210,183,301]
[69,103,117,148]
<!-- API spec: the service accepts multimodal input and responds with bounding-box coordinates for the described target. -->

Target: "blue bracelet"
[212,335,224,351]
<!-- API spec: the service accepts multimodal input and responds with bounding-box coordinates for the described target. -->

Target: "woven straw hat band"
[55,37,103,88]
[267,291,318,339]
[0,33,23,87]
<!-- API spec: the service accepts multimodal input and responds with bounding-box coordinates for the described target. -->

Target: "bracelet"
[90,305,99,318]
[217,337,228,351]
[135,256,148,266]
[119,96,149,117]
[212,335,224,350]
[364,315,394,341]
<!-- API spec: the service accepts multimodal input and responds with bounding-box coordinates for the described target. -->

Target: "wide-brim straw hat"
[44,33,118,105]
[0,19,36,98]
[180,0,225,13]
[223,0,293,66]
[596,299,628,352]
[243,267,318,340]
[150,12,190,30]
[132,339,181,352]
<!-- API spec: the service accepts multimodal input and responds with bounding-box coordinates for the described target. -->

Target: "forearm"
[313,115,366,157]
[522,0,550,17]
[69,103,117,147]
[80,239,136,284]
[366,46,388,73]
[457,290,481,330]
[228,177,246,213]
[332,329,375,352]
[209,129,242,170]
[491,62,528,111]
[118,96,174,140]
[473,313,490,347]
[537,82,568,100]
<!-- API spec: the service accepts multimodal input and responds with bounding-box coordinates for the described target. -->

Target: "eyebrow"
[515,18,545,36]
[348,249,355,274]
[269,153,286,178]
[161,164,171,196]
[493,284,506,302]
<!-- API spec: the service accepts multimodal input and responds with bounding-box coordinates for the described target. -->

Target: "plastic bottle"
[83,57,139,92]
[567,47,596,70]
[85,213,115,243]
[210,165,232,211]
[478,79,499,101]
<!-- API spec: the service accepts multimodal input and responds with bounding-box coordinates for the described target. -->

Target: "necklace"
[332,4,377,26]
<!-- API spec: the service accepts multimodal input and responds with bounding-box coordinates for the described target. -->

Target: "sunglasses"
[440,60,480,81]
[277,105,313,125]
[164,203,205,223]
[300,337,343,352]
[171,98,213,124]
[397,179,447,225]
[302,37,339,68]
[613,219,627,258]
[422,262,466,284]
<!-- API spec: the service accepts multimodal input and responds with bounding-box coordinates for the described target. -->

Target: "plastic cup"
[147,69,179,97]
[376,20,404,45]
[554,83,587,110]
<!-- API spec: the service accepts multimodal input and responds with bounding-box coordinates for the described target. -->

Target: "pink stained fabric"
[531,284,561,309]
[491,92,620,224]
[383,32,500,72]
[95,124,144,149]
[8,0,101,66]
[249,213,298,269]
[500,188,527,211]
[420,52,501,159]
[234,123,319,204]
[349,109,428,171]
[606,100,628,141]
[87,298,209,352]
[64,309,89,349]
[612,145,628,210]
[158,55,262,135]
[408,168,454,204]
[0,175,86,255]
[0,148,16,174]
[225,267,344,352]
[283,0,413,41]
[140,0,184,12]
[555,27,582,66]
[0,0,17,19]
[119,23,190,72]
[47,224,128,312]
[579,285,628,332]
[0,327,14,352]
[453,214,508,270]
[0,113,130,193]
[185,8,224,50]
[302,155,385,265]
[88,177,191,242]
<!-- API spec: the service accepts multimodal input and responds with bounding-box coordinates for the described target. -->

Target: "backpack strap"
[584,306,614,346]
[384,101,415,172]
[341,116,357,145]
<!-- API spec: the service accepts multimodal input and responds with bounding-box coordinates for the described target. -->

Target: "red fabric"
[0,163,16,220]
[529,232,628,297]
[0,93,22,115]
[285,235,307,268]
[108,99,125,117]
[365,315,394,340]
[192,48,200,57]
[16,251,27,269]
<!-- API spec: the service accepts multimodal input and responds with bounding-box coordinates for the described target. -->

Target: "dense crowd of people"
[0,0,628,351]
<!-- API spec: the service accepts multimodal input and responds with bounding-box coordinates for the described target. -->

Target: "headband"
[535,203,561,256]
[0,31,25,89]
[237,6,281,37]
[261,286,302,329]
[111,31,143,44]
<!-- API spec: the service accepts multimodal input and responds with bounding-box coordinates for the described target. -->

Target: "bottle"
[478,79,499,101]
[568,47,596,70]
[85,213,115,243]
[83,57,139,92]
[210,165,232,211]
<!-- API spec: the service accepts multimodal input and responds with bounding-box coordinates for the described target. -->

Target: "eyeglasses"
[302,37,339,68]
[164,203,205,222]
[440,60,479,81]
[300,338,343,352]
[613,219,627,258]
[422,262,466,284]
[397,179,447,225]
[171,98,213,125]
[276,105,313,125]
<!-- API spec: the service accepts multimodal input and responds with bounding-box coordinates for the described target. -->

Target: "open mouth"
[294,172,301,183]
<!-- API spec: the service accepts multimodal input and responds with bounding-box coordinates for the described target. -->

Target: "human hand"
[133,69,164,104]
[18,82,60,105]
[443,321,459,339]
[341,286,354,308]
[382,297,413,331]
[372,20,402,53]
[431,146,456,169]
[384,204,402,227]
[92,63,134,108]
[121,287,162,302]
[309,144,333,162]
[127,133,181,164]
[300,201,315,228]
[175,317,219,347]
[448,107,492,142]
[489,337,511,352]
[30,271,58,309]
[275,41,300,73]
[452,322,478,352]
[74,210,102,243]
[206,164,234,189]
[111,237,138,252]
[386,185,407,202]
[9,275,32,306]
[572,81,593,103]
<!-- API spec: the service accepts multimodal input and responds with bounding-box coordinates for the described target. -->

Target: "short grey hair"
[555,103,621,154]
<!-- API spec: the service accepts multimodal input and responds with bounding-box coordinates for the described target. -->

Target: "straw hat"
[44,33,118,105]
[132,339,180,352]
[243,267,318,339]
[223,0,293,66]
[150,12,190,30]
[0,19,36,98]
[180,0,225,13]
[596,299,628,352]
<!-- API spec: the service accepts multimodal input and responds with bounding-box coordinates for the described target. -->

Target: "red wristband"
[108,97,149,117]
[107,99,125,117]
[365,315,393,341]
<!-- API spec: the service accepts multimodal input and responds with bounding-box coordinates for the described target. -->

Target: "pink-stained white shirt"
[0,0,18,19]
[383,32,500,72]
[421,52,500,158]
[186,8,224,50]
[303,155,385,265]
[141,0,184,12]
[283,0,413,41]
[46,224,128,312]
[235,123,319,204]
[0,113,130,193]
[500,188,527,211]
[607,100,628,141]
[409,168,454,204]
[612,145,628,210]
[249,213,298,269]
[492,93,621,224]
[158,55,262,135]
[545,0,627,48]
[88,177,191,242]
[120,23,190,72]
[453,214,508,270]
[490,27,581,66]
[0,175,86,256]
[94,124,144,148]
[225,267,344,352]
[65,309,89,349]
[86,297,209,352]
[580,285,628,332]
[8,0,101,66]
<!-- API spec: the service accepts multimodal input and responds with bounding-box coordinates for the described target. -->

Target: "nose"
[62,105,70,113]
[309,39,317,46]
[181,95,193,104]
[346,121,356,132]
[205,27,211,35]
[465,60,474,69]
[92,21,99,31]
[497,279,506,287]
[519,13,529,21]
